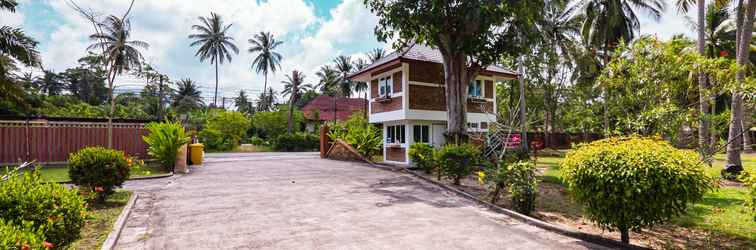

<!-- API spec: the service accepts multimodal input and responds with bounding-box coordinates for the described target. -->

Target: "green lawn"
[535,152,756,245]
[64,190,132,250]
[35,164,171,183]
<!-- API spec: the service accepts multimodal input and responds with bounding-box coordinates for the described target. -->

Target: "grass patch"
[534,152,756,246]
[64,190,132,250]
[34,163,170,183]
[232,144,274,153]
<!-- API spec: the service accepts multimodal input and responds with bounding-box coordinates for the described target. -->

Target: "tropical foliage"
[189,12,238,107]
[67,147,131,203]
[199,110,251,151]
[143,120,191,170]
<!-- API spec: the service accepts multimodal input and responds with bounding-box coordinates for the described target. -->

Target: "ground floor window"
[413,125,429,143]
[386,125,405,143]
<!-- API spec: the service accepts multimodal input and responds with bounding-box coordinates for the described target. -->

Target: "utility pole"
[221,97,227,110]
[157,75,164,120]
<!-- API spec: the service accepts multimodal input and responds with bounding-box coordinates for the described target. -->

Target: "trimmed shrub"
[272,133,319,152]
[435,143,481,185]
[201,110,251,151]
[0,219,45,250]
[0,171,86,248]
[409,143,435,173]
[561,137,712,243]
[68,147,130,202]
[143,120,190,170]
[328,114,382,159]
[740,172,756,221]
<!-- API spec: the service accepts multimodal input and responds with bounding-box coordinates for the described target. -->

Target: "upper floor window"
[379,76,393,96]
[386,125,405,144]
[413,125,430,143]
[467,122,479,129]
[468,80,482,97]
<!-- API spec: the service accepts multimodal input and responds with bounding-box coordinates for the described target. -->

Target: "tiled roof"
[301,96,367,122]
[349,43,517,79]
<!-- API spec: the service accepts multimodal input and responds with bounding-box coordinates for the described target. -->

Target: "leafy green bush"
[249,136,266,146]
[504,161,538,215]
[740,172,756,221]
[0,219,45,250]
[561,137,712,243]
[0,171,86,248]
[328,114,382,159]
[409,143,435,173]
[251,110,303,139]
[143,120,190,170]
[68,147,130,202]
[478,161,538,215]
[200,110,251,151]
[435,143,481,185]
[272,133,319,152]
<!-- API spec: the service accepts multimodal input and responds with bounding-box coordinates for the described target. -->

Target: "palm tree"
[189,12,239,108]
[0,0,40,108]
[248,31,283,103]
[281,70,311,133]
[367,48,386,63]
[88,15,148,148]
[333,55,354,97]
[234,90,254,114]
[315,65,340,96]
[353,58,369,70]
[571,0,665,136]
[256,87,277,112]
[172,78,204,114]
[725,0,756,168]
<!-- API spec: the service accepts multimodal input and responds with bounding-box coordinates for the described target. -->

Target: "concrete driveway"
[116,152,602,250]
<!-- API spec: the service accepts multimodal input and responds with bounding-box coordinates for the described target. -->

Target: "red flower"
[719,50,729,57]
[22,245,30,250]
[511,134,521,143]
[94,186,105,193]
[43,241,55,249]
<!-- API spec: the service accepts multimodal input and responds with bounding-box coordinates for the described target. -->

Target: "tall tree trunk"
[697,0,711,157]
[158,75,164,120]
[602,43,610,135]
[743,113,753,153]
[364,91,368,120]
[518,61,529,153]
[287,100,294,133]
[726,0,756,167]
[620,227,630,244]
[107,68,117,148]
[441,52,472,144]
[214,62,219,108]
[263,73,268,111]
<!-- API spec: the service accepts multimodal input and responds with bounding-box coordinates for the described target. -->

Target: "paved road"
[116,152,602,250]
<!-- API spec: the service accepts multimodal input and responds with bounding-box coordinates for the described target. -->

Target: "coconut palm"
[248,31,283,100]
[88,15,148,148]
[725,0,756,167]
[315,65,340,96]
[281,70,311,133]
[256,87,277,112]
[367,48,386,63]
[353,58,369,70]
[234,90,254,115]
[189,12,239,107]
[0,0,40,107]
[571,0,665,136]
[333,55,354,97]
[172,78,204,114]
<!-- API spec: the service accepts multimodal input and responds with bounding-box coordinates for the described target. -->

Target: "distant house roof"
[301,96,367,122]
[348,43,518,81]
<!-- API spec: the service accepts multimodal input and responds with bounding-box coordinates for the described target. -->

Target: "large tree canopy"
[364,0,544,142]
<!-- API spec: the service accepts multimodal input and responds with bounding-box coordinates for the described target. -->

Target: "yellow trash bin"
[189,143,204,165]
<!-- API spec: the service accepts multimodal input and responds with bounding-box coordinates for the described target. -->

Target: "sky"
[6,0,696,105]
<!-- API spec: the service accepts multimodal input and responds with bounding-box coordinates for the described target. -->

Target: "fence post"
[320,125,330,158]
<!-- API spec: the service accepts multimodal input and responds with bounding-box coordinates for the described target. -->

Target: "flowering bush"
[409,143,435,173]
[0,171,86,248]
[478,161,538,215]
[68,147,131,203]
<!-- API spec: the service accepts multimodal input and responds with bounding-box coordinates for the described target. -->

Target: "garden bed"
[410,153,756,249]
[64,190,132,250]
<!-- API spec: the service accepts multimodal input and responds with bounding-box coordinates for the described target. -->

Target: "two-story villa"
[348,44,518,165]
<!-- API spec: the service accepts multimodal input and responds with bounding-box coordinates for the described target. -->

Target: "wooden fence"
[0,119,150,164]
